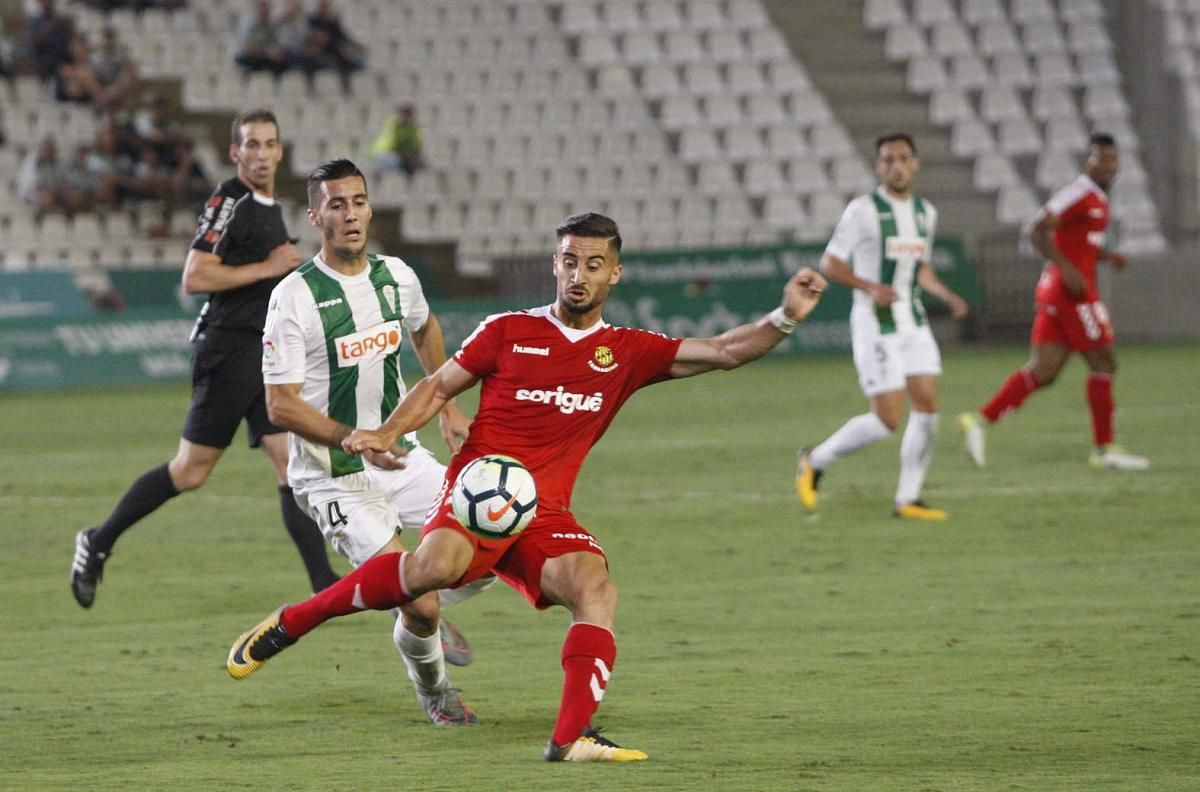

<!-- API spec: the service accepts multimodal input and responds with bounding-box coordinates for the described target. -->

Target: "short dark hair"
[231,109,279,147]
[1089,132,1117,148]
[876,131,917,156]
[307,158,367,208]
[555,212,622,253]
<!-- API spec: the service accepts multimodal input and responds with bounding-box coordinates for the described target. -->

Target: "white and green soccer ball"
[451,455,538,538]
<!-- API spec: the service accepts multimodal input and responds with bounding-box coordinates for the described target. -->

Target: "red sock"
[1087,373,1115,447]
[551,622,617,747]
[980,368,1039,423]
[280,552,410,638]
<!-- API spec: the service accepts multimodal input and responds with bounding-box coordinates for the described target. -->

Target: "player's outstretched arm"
[343,358,478,455]
[266,382,355,448]
[410,313,471,452]
[669,267,826,379]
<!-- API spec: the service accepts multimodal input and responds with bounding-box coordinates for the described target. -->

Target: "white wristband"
[768,306,797,334]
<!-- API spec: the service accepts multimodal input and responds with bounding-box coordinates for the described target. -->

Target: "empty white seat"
[704,95,745,126]
[763,192,807,232]
[746,94,787,126]
[786,158,832,193]
[663,30,705,64]
[728,0,771,31]
[998,117,1043,154]
[619,30,667,65]
[602,0,643,32]
[597,65,638,96]
[990,53,1034,88]
[743,160,787,195]
[949,54,991,89]
[786,91,834,125]
[1044,115,1089,151]
[930,20,975,57]
[980,85,1027,122]
[809,123,855,157]
[1076,52,1120,85]
[913,0,957,27]
[907,55,948,93]
[766,60,812,92]
[657,96,700,128]
[745,27,792,63]
[1031,85,1078,121]
[1060,0,1106,20]
[684,0,727,30]
[863,0,907,31]
[641,63,683,98]
[1011,0,1057,23]
[1034,52,1078,86]
[996,185,1040,224]
[1036,150,1080,190]
[765,124,810,158]
[1022,22,1068,54]
[1066,20,1111,53]
[727,62,767,95]
[724,125,766,160]
[930,87,976,125]
[562,3,602,34]
[951,118,996,156]
[977,20,1022,56]
[885,23,928,61]
[644,0,683,30]
[683,62,726,96]
[678,127,722,160]
[972,153,1019,190]
[1083,85,1129,118]
[961,0,1006,26]
[696,161,739,195]
[707,29,746,62]
[579,34,620,65]
[831,157,875,193]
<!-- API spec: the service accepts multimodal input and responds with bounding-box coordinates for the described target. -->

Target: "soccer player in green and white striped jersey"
[795,133,969,521]
[249,159,483,725]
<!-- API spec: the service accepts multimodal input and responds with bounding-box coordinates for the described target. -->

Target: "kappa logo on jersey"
[316,297,344,309]
[885,236,927,260]
[588,345,618,373]
[515,386,604,414]
[1089,207,1106,218]
[335,320,402,367]
[513,343,550,356]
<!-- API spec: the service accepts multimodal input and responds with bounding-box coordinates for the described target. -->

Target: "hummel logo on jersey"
[336,321,401,367]
[513,344,550,356]
[515,386,604,414]
[1089,207,1105,218]
[316,297,345,309]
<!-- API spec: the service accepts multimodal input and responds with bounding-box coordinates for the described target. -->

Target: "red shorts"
[422,496,607,610]
[1031,298,1115,351]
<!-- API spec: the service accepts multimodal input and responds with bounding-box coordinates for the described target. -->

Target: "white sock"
[393,617,447,692]
[437,573,498,607]
[895,412,939,506]
[810,412,893,470]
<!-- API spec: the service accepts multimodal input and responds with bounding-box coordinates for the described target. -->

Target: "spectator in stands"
[26,0,75,80]
[277,0,326,83]
[370,104,425,177]
[53,33,101,104]
[168,138,213,205]
[133,93,188,167]
[306,0,363,90]
[234,0,288,77]
[1,14,21,80]
[17,136,76,217]
[89,27,140,112]
[62,143,103,213]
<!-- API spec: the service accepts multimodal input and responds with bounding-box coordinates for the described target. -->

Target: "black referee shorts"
[182,329,283,449]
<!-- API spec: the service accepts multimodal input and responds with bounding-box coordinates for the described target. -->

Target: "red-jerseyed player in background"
[227,212,827,762]
[958,133,1149,471]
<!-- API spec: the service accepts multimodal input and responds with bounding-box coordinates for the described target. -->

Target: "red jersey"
[1035,174,1109,304]
[450,305,683,513]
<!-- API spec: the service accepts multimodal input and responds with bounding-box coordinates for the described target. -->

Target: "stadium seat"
[951,118,996,156]
[989,53,1034,88]
[885,23,928,61]
[683,0,726,30]
[746,27,792,63]
[979,85,1027,122]
[973,153,1020,190]
[786,158,831,193]
[998,117,1043,155]
[1011,0,1057,24]
[664,30,706,64]
[930,20,975,58]
[976,20,1022,56]
[602,0,643,32]
[1022,22,1068,54]
[765,124,810,158]
[640,63,684,99]
[996,184,1040,224]
[961,0,1006,25]
[930,87,976,125]
[623,30,666,65]
[743,160,787,196]
[913,0,957,27]
[763,192,807,233]
[562,2,602,34]
[746,94,787,126]
[724,125,767,161]
[703,95,745,127]
[579,34,621,66]
[1033,52,1079,87]
[1066,20,1112,54]
[727,0,771,31]
[907,55,949,93]
[598,64,639,96]
[766,60,812,93]
[679,127,722,161]
[660,95,703,129]
[683,62,726,96]
[949,54,991,89]
[1044,115,1089,151]
[644,1,684,31]
[727,62,767,95]
[707,29,747,63]
[1031,85,1079,121]
[863,0,906,32]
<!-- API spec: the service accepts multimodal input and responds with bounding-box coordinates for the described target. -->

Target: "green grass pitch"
[1,344,1197,791]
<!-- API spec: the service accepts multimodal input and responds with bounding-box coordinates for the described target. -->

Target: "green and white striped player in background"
[247,158,490,725]
[796,133,969,521]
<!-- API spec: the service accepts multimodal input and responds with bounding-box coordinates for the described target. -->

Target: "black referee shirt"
[190,177,291,335]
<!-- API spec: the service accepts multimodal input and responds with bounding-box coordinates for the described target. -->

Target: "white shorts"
[851,324,942,397]
[292,447,447,566]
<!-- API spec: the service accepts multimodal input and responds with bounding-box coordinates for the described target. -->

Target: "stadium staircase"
[762,0,1003,249]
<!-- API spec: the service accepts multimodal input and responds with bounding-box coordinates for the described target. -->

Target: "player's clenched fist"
[343,428,393,455]
[783,267,828,322]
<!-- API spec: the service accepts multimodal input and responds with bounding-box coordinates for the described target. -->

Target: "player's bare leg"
[895,375,946,521]
[1080,346,1148,470]
[540,552,646,762]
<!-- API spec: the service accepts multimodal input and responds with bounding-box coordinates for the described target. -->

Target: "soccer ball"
[451,455,538,538]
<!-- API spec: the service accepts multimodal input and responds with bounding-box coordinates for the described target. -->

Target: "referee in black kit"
[71,109,339,606]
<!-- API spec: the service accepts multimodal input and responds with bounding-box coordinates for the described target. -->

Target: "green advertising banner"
[0,271,92,320]
[0,240,978,392]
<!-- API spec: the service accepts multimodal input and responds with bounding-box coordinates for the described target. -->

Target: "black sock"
[278,485,340,592]
[92,463,180,554]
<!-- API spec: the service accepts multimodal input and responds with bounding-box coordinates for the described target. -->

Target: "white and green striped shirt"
[825,188,937,335]
[262,252,430,484]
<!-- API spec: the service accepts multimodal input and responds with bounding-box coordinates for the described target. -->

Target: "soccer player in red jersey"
[958,134,1149,471]
[227,212,827,761]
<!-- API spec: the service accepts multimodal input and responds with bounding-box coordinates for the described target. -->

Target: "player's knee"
[877,413,903,432]
[406,551,463,594]
[167,461,210,492]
